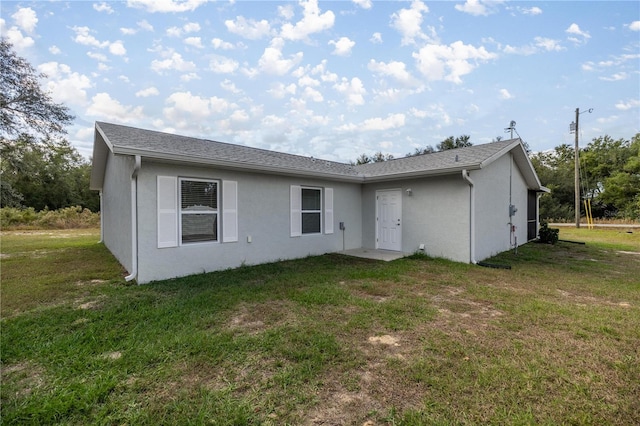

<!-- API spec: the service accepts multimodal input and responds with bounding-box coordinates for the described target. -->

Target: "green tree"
[0,135,98,211]
[1,38,74,138]
[597,134,640,219]
[436,135,472,151]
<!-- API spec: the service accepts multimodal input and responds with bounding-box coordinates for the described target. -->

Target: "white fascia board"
[360,164,483,183]
[112,146,364,183]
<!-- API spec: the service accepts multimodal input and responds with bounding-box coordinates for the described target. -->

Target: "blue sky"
[1,0,638,161]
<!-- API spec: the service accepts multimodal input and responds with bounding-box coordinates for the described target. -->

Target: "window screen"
[301,188,321,234]
[180,179,218,243]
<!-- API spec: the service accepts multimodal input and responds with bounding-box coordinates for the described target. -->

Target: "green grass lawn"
[1,228,639,425]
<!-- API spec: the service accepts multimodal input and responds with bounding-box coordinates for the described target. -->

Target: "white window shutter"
[157,176,178,248]
[324,187,334,234]
[290,185,302,237]
[222,180,238,243]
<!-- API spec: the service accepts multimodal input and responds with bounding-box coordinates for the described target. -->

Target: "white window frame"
[179,177,219,245]
[301,186,322,235]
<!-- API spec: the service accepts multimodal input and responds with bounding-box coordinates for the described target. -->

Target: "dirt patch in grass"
[226,300,298,335]
[556,289,633,308]
[75,295,107,310]
[2,362,45,398]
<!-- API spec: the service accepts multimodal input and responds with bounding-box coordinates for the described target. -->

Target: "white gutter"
[125,155,141,282]
[461,169,476,264]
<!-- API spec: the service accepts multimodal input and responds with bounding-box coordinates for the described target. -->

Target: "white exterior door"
[376,189,402,251]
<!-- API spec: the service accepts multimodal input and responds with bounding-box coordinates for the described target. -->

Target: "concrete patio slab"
[339,248,407,262]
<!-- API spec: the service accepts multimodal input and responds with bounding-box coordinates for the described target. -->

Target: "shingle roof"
[92,122,542,190]
[95,121,360,179]
[354,140,516,180]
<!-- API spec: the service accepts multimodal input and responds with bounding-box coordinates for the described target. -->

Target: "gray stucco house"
[90,121,548,284]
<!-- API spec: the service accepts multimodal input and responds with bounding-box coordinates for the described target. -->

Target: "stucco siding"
[473,154,530,261]
[101,152,134,271]
[361,175,470,262]
[134,161,363,283]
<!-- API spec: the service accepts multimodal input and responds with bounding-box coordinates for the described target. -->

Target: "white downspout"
[462,170,476,264]
[98,191,104,243]
[125,155,141,282]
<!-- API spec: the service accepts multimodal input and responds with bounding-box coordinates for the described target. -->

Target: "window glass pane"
[182,213,217,243]
[302,212,321,234]
[302,188,321,211]
[181,180,217,210]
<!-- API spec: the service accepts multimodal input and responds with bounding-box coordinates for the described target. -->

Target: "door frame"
[375,188,402,251]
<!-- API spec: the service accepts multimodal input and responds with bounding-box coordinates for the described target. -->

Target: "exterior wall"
[101,152,134,271]
[473,153,530,261]
[361,175,470,262]
[134,161,362,283]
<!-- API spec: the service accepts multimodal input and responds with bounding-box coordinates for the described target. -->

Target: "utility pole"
[569,108,593,229]
[574,108,580,228]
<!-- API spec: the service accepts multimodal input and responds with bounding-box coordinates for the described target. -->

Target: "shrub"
[0,206,99,230]
[538,221,559,244]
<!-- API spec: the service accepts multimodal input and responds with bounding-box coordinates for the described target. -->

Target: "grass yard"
[1,228,639,425]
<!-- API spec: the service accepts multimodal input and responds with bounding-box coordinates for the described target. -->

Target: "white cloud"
[138,20,154,31]
[87,93,144,122]
[368,59,415,85]
[522,6,542,15]
[121,27,137,35]
[370,32,383,44]
[278,5,295,20]
[361,113,405,131]
[109,40,127,56]
[615,99,640,110]
[209,55,239,73]
[455,0,503,16]
[163,91,229,122]
[184,37,203,48]
[167,22,200,37]
[280,0,335,41]
[87,51,108,62]
[225,16,271,40]
[390,0,430,45]
[166,26,182,37]
[221,79,241,94]
[534,37,564,52]
[499,89,513,99]
[258,38,303,75]
[333,77,366,106]
[12,7,38,33]
[329,37,355,56]
[49,45,61,55]
[302,86,323,102]
[93,2,114,14]
[212,38,235,50]
[413,41,497,84]
[337,113,405,132]
[628,21,640,31]
[600,72,628,81]
[353,0,372,9]
[126,0,210,13]
[136,87,160,97]
[566,23,590,44]
[72,26,109,48]
[1,23,35,50]
[268,82,297,99]
[151,52,196,74]
[37,62,93,106]
[184,22,201,33]
[180,72,200,82]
